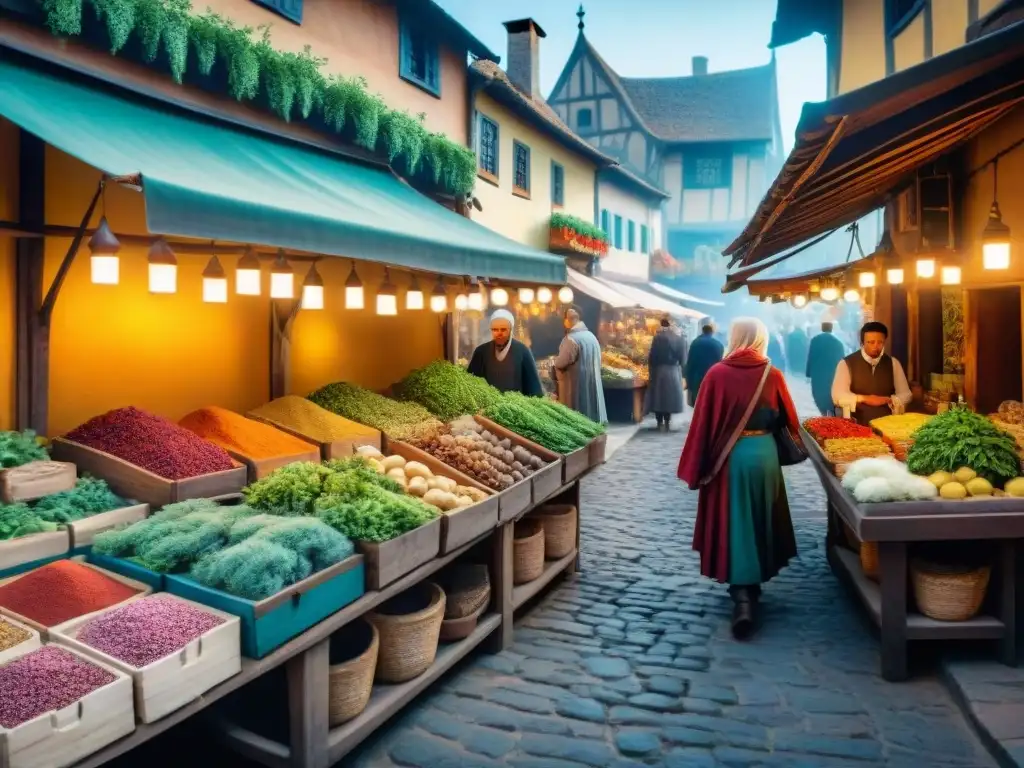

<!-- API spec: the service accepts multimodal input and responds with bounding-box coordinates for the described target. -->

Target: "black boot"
[655,414,664,431]
[664,415,672,432]
[730,587,756,640]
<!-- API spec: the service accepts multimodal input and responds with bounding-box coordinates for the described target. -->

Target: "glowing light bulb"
[916,258,936,278]
[490,287,509,306]
[236,248,261,296]
[941,266,962,285]
[886,268,905,285]
[202,256,228,303]
[518,287,535,303]
[791,294,807,308]
[843,288,860,302]
[858,271,876,288]
[819,286,839,301]
[558,286,574,303]
[147,239,177,294]
[302,264,324,310]
[455,293,469,311]
[88,216,120,285]
[537,286,553,303]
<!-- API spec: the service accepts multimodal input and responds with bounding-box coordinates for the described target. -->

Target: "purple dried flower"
[0,646,116,728]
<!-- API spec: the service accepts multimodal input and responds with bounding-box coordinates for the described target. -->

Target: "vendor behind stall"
[831,321,912,425]
[467,309,544,396]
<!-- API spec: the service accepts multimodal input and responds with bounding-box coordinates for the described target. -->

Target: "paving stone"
[628,692,684,712]
[614,729,661,757]
[555,696,605,722]
[583,656,632,679]
[772,732,883,761]
[646,675,686,696]
[388,733,480,768]
[665,747,717,768]
[519,733,615,767]
[459,726,518,759]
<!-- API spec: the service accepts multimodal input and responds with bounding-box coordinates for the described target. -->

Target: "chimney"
[692,55,708,76]
[503,18,547,98]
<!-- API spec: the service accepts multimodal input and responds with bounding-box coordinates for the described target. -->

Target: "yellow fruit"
[927,471,954,489]
[966,477,993,496]
[1005,478,1024,497]
[940,482,968,500]
[954,467,977,484]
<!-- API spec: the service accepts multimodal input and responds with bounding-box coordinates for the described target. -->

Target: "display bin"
[589,434,608,468]
[165,554,365,659]
[0,531,68,577]
[473,417,563,513]
[49,438,247,510]
[52,594,242,724]
[0,460,76,503]
[385,441,499,554]
[85,552,165,591]
[225,445,321,484]
[245,413,382,461]
[0,615,41,666]
[0,557,152,639]
[0,647,135,768]
[356,517,442,590]
[69,504,150,554]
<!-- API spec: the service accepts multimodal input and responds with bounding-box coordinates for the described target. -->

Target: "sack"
[775,426,808,466]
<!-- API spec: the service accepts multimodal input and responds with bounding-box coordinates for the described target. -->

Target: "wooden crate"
[386,441,499,554]
[52,594,242,724]
[86,552,165,591]
[589,434,608,468]
[245,414,382,461]
[166,555,365,659]
[49,438,247,510]
[0,531,68,576]
[68,504,150,552]
[0,647,135,768]
[226,445,322,484]
[0,460,76,503]
[357,517,442,590]
[473,417,564,514]
[0,615,41,666]
[0,557,152,639]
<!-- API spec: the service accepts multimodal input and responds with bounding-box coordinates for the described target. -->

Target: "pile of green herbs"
[39,0,476,196]
[396,360,503,422]
[0,430,48,469]
[550,212,609,244]
[0,477,128,541]
[483,393,604,454]
[308,382,442,440]
[906,404,1021,485]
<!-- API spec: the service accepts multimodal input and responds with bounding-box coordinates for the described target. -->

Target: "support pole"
[15,131,45,433]
[270,300,302,400]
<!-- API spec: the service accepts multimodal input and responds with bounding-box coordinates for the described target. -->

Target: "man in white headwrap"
[467,309,544,396]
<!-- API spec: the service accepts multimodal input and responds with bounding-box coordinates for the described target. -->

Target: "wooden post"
[485,522,514,653]
[1000,539,1018,666]
[15,131,46,434]
[878,541,909,681]
[286,638,330,768]
[270,300,301,400]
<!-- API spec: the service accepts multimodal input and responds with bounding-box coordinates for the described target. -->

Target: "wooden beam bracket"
[39,180,102,324]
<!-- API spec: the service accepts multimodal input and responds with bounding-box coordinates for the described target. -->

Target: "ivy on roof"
[39,0,477,197]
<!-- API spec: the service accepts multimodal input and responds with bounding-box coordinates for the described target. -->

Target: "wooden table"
[802,427,1022,682]
[602,380,647,423]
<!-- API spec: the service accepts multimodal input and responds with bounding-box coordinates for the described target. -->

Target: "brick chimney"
[503,18,547,98]
[692,55,708,76]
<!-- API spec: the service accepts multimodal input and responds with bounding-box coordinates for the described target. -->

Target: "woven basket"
[860,542,879,580]
[532,504,577,559]
[368,582,446,683]
[440,601,488,643]
[327,619,378,726]
[911,560,991,621]
[514,519,546,584]
[436,563,491,620]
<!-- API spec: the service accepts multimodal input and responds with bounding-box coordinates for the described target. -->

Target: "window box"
[549,213,609,258]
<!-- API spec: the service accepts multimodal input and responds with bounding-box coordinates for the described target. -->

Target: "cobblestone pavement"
[348,376,994,768]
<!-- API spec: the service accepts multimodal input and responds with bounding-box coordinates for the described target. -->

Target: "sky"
[433,0,827,153]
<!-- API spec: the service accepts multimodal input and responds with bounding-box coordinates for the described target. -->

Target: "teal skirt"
[727,434,791,586]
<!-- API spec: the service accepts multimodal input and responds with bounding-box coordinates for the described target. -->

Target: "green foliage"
[0,430,48,469]
[396,360,503,422]
[39,0,476,196]
[0,504,59,541]
[483,393,602,454]
[906,405,1021,485]
[550,212,609,244]
[308,381,441,441]
[315,467,437,543]
[32,476,128,524]
[242,461,335,516]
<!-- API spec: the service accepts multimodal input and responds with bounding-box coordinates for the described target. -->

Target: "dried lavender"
[0,646,115,728]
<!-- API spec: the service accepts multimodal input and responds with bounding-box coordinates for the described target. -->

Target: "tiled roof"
[470,60,615,165]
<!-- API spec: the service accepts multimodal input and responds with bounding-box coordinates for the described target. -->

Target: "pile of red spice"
[0,560,142,627]
[803,417,873,442]
[65,406,236,480]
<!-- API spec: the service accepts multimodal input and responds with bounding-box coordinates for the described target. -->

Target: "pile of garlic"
[355,445,490,512]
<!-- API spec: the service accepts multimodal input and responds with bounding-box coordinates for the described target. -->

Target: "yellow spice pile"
[0,618,31,652]
[249,396,379,444]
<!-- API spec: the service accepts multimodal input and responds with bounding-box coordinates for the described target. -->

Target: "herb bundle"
[482,393,602,454]
[396,360,503,422]
[906,405,1021,486]
[308,382,442,440]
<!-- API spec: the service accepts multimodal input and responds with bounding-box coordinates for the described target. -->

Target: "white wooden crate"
[67,504,150,550]
[0,616,41,667]
[0,531,69,574]
[0,647,135,768]
[52,594,241,724]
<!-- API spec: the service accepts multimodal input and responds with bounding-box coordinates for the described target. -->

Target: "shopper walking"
[684,323,724,407]
[677,317,801,640]
[645,316,687,431]
[785,324,809,376]
[553,307,607,424]
[806,321,845,415]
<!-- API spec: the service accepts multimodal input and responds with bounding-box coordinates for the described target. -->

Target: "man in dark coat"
[785,325,809,375]
[684,323,724,407]
[468,309,544,396]
[806,321,846,415]
[646,317,687,431]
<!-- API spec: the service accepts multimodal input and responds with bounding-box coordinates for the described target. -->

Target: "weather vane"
[577,4,585,31]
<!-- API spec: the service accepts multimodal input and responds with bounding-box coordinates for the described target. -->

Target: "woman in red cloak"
[678,317,801,639]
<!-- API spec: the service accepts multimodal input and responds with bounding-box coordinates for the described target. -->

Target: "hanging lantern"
[430,276,448,313]
[201,256,228,303]
[983,160,1011,270]
[455,292,469,311]
[558,286,574,304]
[269,250,294,300]
[405,274,424,310]
[791,294,808,309]
[302,264,324,310]
[916,258,936,278]
[843,288,860,303]
[819,284,839,302]
[376,268,397,316]
[147,239,177,294]
[536,286,553,303]
[940,265,962,285]
[858,271,876,288]
[518,287,535,303]
[88,216,120,285]
[490,286,509,306]
[236,247,261,296]
[345,261,364,309]
[886,268,905,285]
[468,281,486,312]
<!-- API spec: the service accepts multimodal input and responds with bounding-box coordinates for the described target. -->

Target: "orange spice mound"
[179,406,317,460]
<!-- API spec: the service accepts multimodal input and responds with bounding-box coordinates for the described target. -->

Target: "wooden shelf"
[512,549,577,610]
[832,546,1004,640]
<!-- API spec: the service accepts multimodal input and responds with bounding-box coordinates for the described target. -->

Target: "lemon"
[966,477,993,496]
[1005,478,1024,497]
[940,482,968,500]
[927,471,954,489]
[953,467,977,484]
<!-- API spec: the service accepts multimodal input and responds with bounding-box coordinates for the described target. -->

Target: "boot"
[664,416,672,432]
[655,414,664,431]
[730,587,756,640]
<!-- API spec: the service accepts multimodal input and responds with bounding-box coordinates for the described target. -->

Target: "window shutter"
[251,0,303,25]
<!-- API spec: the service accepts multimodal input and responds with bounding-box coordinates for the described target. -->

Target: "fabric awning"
[566,270,636,309]
[596,278,706,319]
[0,56,566,284]
[725,20,1024,269]
[646,282,724,307]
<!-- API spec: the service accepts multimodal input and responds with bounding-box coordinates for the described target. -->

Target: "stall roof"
[0,56,566,284]
[566,270,636,309]
[596,278,706,319]
[742,257,875,296]
[725,20,1024,269]
[646,282,724,307]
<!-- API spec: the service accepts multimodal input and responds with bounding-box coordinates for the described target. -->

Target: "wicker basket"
[514,519,545,584]
[532,504,577,559]
[843,521,879,580]
[436,563,491,620]
[911,560,991,621]
[368,582,446,683]
[440,601,488,642]
[327,619,378,726]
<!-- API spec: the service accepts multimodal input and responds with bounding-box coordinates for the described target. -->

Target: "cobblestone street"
[348,378,995,767]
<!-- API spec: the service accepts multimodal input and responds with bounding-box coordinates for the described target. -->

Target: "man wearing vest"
[831,321,913,425]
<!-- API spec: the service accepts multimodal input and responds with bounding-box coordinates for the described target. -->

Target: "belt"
[740,430,768,437]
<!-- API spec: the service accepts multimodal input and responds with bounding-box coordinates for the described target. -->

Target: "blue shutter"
[640,225,649,254]
[251,0,303,24]
[601,209,610,236]
[614,216,623,249]
[627,220,635,252]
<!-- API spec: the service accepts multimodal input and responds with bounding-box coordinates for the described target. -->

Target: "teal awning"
[0,56,566,284]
